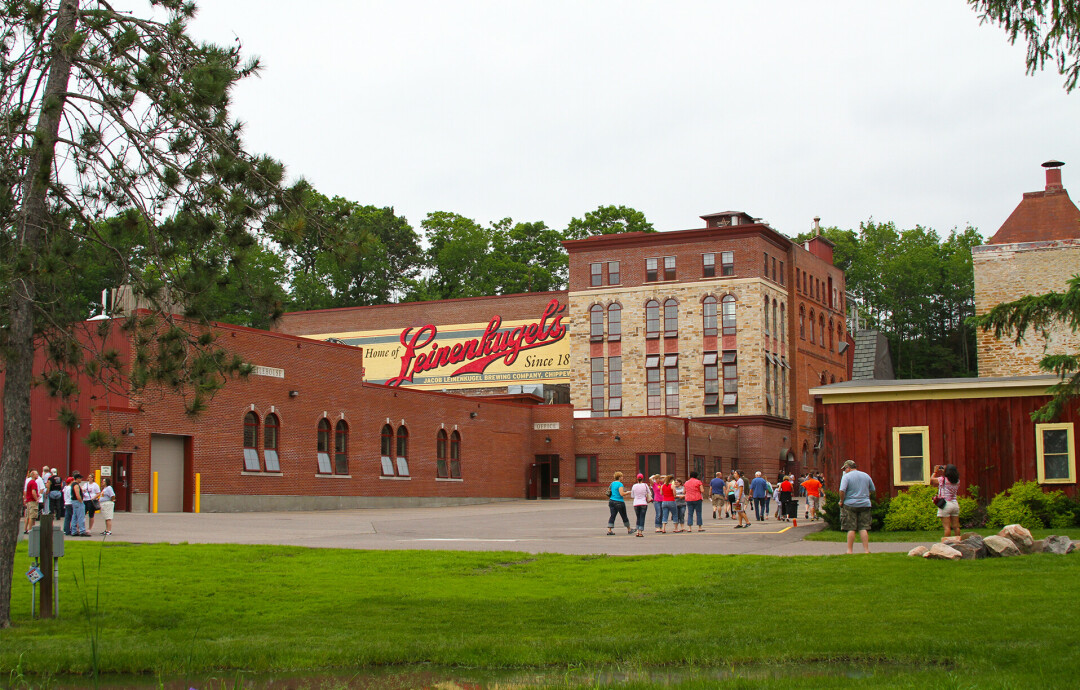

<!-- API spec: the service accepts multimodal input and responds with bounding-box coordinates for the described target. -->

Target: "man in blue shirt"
[838,459,876,554]
[749,471,769,521]
[708,472,727,519]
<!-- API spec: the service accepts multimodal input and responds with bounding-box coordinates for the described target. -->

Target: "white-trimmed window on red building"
[608,356,622,417]
[608,261,620,285]
[663,256,676,281]
[645,300,660,339]
[590,304,604,342]
[723,352,738,413]
[608,303,621,341]
[243,411,260,471]
[317,418,332,474]
[575,455,599,485]
[702,296,717,336]
[703,253,716,278]
[646,257,659,282]
[646,355,661,415]
[721,251,734,276]
[590,262,603,287]
[664,353,679,416]
[664,299,678,338]
[334,420,349,475]
[722,295,736,336]
[264,413,280,472]
[591,357,605,417]
[703,351,719,414]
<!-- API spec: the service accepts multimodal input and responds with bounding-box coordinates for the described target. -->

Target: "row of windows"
[796,267,841,312]
[242,412,462,479]
[763,252,785,286]
[798,306,844,352]
[591,252,782,287]
[892,423,1076,486]
[589,295,781,341]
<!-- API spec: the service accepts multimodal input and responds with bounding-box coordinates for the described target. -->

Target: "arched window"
[436,430,449,478]
[243,412,260,471]
[608,303,622,341]
[837,321,844,353]
[663,299,678,337]
[809,309,815,343]
[772,298,778,338]
[645,300,660,339]
[702,296,717,336]
[780,303,786,342]
[828,318,834,351]
[263,413,280,472]
[317,418,332,474]
[380,423,394,475]
[819,314,826,347]
[334,420,349,475]
[395,425,410,476]
[589,304,604,342]
[799,306,805,339]
[450,430,462,479]
[721,295,736,336]
[763,297,770,335]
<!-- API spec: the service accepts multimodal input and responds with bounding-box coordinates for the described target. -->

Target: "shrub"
[883,485,940,531]
[820,489,888,531]
[958,495,985,528]
[986,480,1074,529]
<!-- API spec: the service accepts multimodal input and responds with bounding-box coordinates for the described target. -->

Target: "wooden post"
[39,513,54,618]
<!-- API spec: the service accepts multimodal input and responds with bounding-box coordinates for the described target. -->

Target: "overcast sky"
[184,1,1080,241]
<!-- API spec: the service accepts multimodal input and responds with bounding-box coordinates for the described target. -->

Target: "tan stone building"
[974,161,1080,376]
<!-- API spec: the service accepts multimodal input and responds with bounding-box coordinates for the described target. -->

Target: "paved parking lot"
[62,499,915,556]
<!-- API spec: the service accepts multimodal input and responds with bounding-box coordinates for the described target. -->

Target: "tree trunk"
[0,0,79,629]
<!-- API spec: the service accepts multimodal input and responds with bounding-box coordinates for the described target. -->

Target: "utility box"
[28,524,64,558]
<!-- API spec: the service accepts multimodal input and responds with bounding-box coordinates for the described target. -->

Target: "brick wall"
[973,240,1080,377]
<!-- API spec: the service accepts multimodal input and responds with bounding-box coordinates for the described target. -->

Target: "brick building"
[7,207,850,512]
[813,162,1080,497]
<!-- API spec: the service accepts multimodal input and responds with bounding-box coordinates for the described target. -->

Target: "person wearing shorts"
[23,472,40,534]
[801,474,822,521]
[838,459,875,554]
[708,472,726,520]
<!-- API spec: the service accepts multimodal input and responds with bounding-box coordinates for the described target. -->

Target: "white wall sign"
[533,422,560,430]
[253,365,285,378]
[100,466,112,477]
[802,405,815,414]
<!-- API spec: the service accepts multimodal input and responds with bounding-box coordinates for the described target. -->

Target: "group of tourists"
[23,467,116,538]
[606,468,826,536]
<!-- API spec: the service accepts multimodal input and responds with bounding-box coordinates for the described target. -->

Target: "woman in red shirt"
[659,476,677,533]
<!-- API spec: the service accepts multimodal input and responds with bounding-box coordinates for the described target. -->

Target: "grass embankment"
[1,540,1078,688]
[803,526,1080,542]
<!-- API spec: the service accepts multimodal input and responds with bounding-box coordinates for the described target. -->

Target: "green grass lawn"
[1,540,1078,688]
[803,525,1080,543]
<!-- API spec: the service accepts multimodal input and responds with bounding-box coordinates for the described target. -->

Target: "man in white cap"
[838,459,876,554]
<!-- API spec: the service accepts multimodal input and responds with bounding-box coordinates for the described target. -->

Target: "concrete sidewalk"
[55,499,921,556]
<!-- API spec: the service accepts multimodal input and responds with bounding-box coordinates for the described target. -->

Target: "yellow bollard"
[194,473,201,514]
[94,469,100,486]
[152,471,158,514]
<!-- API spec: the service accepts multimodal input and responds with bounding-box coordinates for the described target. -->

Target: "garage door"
[151,434,186,513]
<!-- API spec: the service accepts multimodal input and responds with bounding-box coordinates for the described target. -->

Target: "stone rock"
[952,542,978,560]
[1032,539,1045,553]
[984,534,1022,557]
[1069,542,1076,554]
[941,536,961,545]
[907,545,929,557]
[1042,535,1072,555]
[960,532,981,542]
[924,543,963,560]
[999,524,1034,553]
[961,534,987,558]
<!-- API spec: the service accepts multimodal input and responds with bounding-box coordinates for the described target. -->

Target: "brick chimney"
[1043,160,1064,192]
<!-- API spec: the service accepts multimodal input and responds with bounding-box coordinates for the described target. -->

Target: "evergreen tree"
[970,0,1080,92]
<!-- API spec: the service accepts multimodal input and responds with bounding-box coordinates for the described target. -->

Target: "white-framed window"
[1036,422,1075,484]
[892,426,930,486]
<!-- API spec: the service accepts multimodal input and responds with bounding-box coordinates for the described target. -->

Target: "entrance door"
[534,455,560,499]
[150,434,186,512]
[111,452,132,512]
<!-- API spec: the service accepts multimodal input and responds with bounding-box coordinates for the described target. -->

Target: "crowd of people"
[23,467,116,538]
[606,469,826,536]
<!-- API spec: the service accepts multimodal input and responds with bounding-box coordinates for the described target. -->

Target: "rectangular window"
[764,253,769,277]
[779,261,784,285]
[722,351,738,414]
[590,262,602,287]
[637,453,662,478]
[693,455,705,477]
[608,356,622,417]
[721,251,734,276]
[703,352,719,414]
[663,256,676,281]
[772,257,777,282]
[575,455,599,484]
[646,361,661,416]
[591,357,605,417]
[608,306,621,341]
[765,359,772,414]
[703,253,716,278]
[665,362,679,416]
[646,257,658,282]
[892,426,930,486]
[607,261,620,285]
[1036,423,1076,483]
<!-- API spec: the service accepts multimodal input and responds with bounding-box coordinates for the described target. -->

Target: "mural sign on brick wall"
[302,298,570,390]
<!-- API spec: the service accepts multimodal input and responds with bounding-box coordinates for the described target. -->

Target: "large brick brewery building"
[813,162,1080,499]
[7,209,849,512]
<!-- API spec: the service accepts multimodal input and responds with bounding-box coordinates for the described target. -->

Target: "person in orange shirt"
[801,474,823,521]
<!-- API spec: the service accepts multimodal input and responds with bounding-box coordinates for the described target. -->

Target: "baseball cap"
[842,460,856,470]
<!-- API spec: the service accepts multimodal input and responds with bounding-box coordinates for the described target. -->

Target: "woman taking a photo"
[932,464,961,539]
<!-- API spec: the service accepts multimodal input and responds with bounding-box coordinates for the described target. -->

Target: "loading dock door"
[150,434,186,513]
